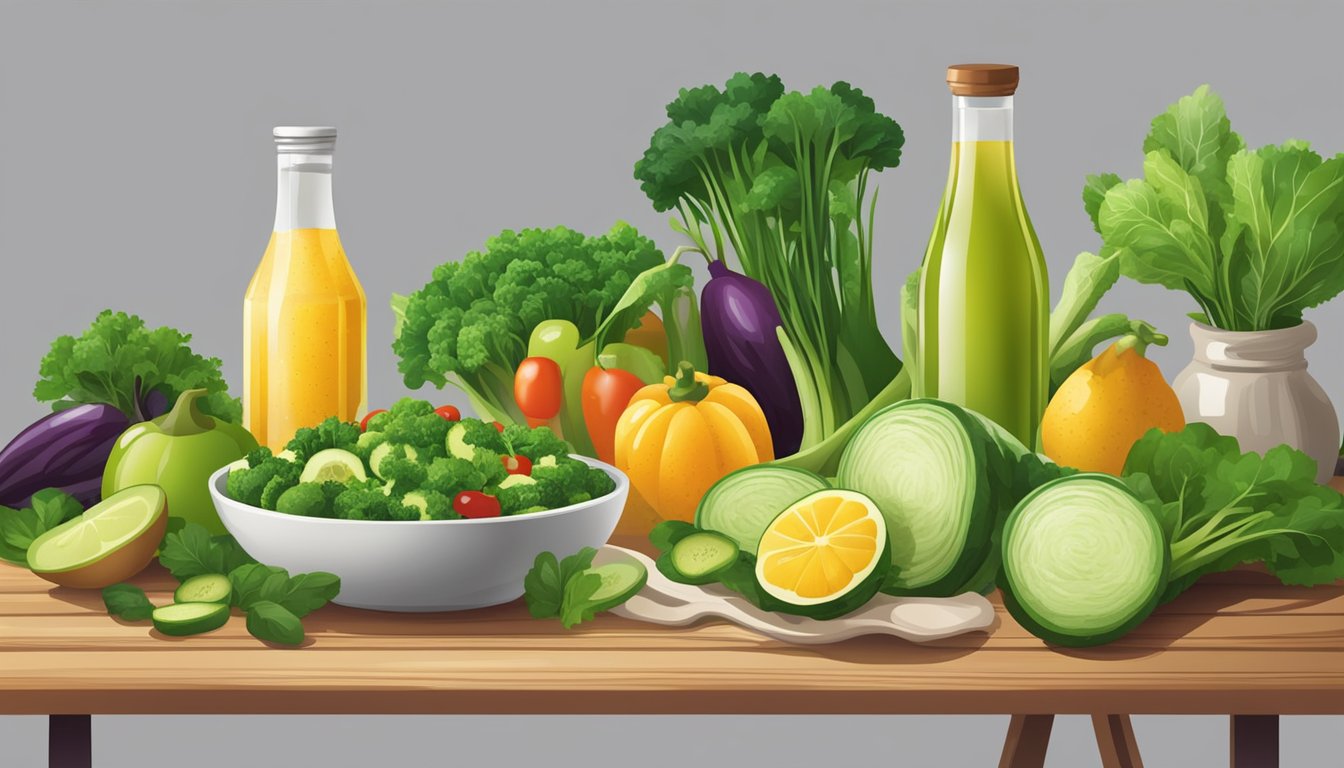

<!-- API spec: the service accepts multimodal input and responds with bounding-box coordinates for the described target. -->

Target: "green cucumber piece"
[695,465,830,555]
[368,442,419,479]
[174,574,233,605]
[151,602,231,637]
[664,531,739,584]
[446,423,475,460]
[581,561,648,612]
[300,448,367,484]
[1000,473,1168,647]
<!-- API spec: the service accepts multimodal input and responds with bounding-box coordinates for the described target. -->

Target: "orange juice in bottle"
[244,126,367,449]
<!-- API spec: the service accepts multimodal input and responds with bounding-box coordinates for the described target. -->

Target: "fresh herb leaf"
[212,535,257,574]
[0,489,84,565]
[228,563,290,610]
[159,523,225,581]
[245,600,305,646]
[523,551,565,618]
[524,547,599,621]
[102,584,155,621]
[33,310,241,422]
[559,570,606,629]
[270,572,341,618]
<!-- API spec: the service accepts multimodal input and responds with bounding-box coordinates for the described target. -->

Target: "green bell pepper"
[102,389,259,535]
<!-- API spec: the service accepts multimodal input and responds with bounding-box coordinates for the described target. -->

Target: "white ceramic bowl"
[207,456,628,612]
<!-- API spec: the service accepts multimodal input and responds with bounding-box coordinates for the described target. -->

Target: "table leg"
[1230,715,1278,768]
[1092,714,1144,768]
[999,714,1054,768]
[49,715,91,768]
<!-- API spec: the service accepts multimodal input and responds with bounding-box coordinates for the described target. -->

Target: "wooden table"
[2,531,1341,768]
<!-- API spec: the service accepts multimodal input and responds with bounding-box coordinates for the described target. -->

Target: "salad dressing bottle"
[918,65,1049,447]
[244,127,367,449]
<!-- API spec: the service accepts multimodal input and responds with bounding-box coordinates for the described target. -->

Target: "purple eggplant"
[0,404,128,508]
[701,260,803,456]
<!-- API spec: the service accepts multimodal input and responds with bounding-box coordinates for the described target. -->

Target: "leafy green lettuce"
[1088,85,1344,331]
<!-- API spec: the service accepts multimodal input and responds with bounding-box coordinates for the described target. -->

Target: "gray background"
[2,0,1342,765]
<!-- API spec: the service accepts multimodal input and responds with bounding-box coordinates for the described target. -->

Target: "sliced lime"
[28,485,167,576]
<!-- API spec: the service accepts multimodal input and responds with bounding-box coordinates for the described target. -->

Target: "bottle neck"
[274,152,336,231]
[953,95,1014,143]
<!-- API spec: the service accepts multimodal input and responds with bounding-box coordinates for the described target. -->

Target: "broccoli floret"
[285,417,362,462]
[458,418,507,456]
[244,447,275,468]
[275,483,329,517]
[363,410,392,433]
[423,457,486,499]
[259,462,303,510]
[497,482,543,515]
[377,397,451,460]
[378,450,428,496]
[530,458,593,509]
[403,489,457,521]
[226,455,298,508]
[391,223,667,426]
[502,424,571,462]
[471,447,509,487]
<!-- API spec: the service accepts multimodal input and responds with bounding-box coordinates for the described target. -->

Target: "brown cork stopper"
[946,64,1019,97]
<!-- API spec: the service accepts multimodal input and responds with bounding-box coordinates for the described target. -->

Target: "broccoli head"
[286,417,362,463]
[403,489,457,521]
[332,486,415,521]
[497,482,543,515]
[376,397,451,460]
[424,457,487,499]
[456,418,507,456]
[391,223,665,424]
[377,449,429,496]
[501,423,570,462]
[227,454,300,508]
[275,483,329,517]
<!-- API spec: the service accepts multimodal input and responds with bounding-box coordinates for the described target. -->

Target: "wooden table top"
[1,527,1342,718]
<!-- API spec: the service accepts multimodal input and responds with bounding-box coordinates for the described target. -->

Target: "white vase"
[1173,321,1340,484]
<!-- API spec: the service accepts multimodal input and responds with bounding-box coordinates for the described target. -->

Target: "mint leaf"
[159,522,226,581]
[270,572,340,618]
[523,551,565,618]
[245,600,305,646]
[102,584,155,621]
[212,535,257,574]
[559,571,605,629]
[29,489,83,528]
[228,563,290,610]
[0,490,85,565]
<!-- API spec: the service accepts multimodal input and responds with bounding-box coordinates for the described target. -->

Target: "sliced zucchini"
[498,474,537,490]
[173,573,233,605]
[300,448,367,484]
[446,423,475,460]
[152,602,230,637]
[580,561,647,612]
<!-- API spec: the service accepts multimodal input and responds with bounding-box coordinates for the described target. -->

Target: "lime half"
[28,485,168,587]
[300,448,367,484]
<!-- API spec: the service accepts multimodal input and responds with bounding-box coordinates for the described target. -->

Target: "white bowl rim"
[208,453,628,527]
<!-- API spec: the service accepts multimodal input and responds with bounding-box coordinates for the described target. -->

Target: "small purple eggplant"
[701,260,803,456]
[0,404,128,508]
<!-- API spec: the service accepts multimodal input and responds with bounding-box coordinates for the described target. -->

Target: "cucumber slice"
[369,442,419,479]
[300,448,367,484]
[174,574,233,605]
[536,455,558,468]
[663,531,739,584]
[151,602,230,637]
[581,561,648,612]
[695,465,830,555]
[446,423,475,460]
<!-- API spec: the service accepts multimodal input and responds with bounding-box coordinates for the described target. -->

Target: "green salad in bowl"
[224,398,617,521]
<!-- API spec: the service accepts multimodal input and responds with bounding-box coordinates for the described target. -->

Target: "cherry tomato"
[435,404,462,422]
[453,491,501,519]
[492,421,505,433]
[502,454,533,476]
[514,356,564,425]
[359,409,387,432]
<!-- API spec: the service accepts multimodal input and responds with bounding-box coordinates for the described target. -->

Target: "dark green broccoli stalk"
[391,223,667,425]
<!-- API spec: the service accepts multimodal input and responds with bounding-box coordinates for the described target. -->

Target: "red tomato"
[582,366,647,465]
[491,421,505,433]
[502,454,533,476]
[514,357,564,423]
[453,491,501,519]
[359,409,387,432]
[435,404,462,422]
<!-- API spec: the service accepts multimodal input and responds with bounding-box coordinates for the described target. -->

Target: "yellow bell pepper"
[613,362,773,532]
